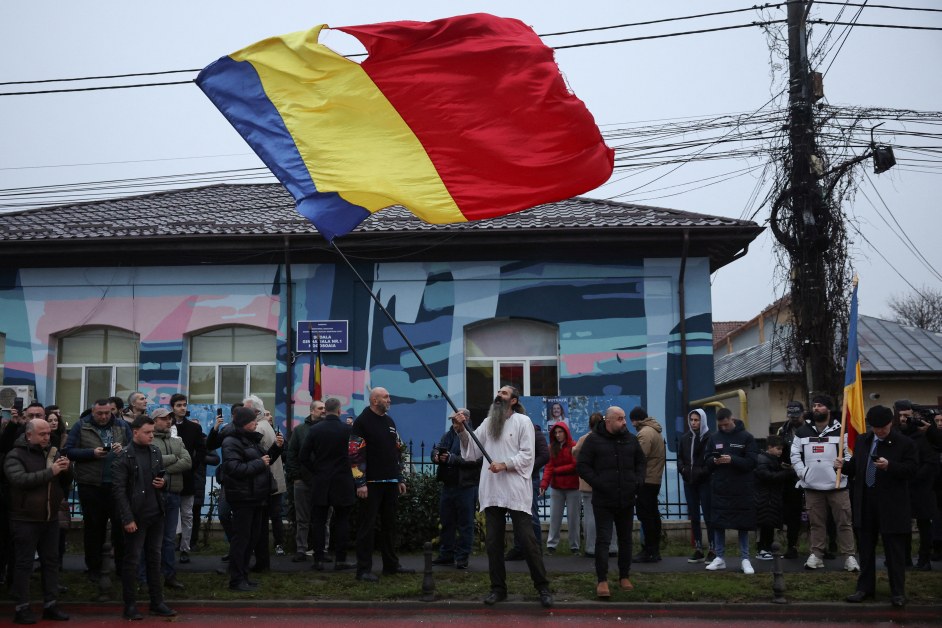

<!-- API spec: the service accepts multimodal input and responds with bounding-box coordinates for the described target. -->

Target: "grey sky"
[1,1,939,322]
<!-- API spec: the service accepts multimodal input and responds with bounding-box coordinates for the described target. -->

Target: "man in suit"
[837,405,917,607]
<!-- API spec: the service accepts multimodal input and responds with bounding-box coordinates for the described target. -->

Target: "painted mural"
[0,257,715,455]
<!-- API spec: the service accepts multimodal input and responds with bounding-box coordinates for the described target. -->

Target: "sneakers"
[805,553,825,569]
[756,550,773,561]
[688,549,705,563]
[844,556,860,572]
[741,559,755,575]
[705,557,726,571]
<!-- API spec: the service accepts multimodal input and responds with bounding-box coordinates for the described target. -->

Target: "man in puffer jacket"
[539,421,581,554]
[221,407,281,592]
[790,394,858,572]
[679,408,714,563]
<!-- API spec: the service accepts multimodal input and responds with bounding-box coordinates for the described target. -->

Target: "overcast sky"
[1,1,939,322]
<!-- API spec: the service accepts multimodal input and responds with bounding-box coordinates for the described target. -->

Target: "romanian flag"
[196,13,614,241]
[310,331,322,402]
[842,279,866,452]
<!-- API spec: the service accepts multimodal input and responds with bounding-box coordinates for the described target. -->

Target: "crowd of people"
[0,388,940,621]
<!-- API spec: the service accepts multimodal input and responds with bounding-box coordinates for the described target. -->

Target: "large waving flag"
[196,13,614,241]
[841,277,866,452]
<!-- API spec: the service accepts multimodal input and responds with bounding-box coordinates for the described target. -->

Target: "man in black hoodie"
[576,406,645,598]
[679,408,714,563]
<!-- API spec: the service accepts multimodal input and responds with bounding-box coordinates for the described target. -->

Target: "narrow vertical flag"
[842,278,865,452]
[196,13,614,241]
[310,331,323,402]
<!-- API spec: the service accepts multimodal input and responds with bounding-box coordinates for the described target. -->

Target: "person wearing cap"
[837,405,917,607]
[149,408,191,591]
[628,406,665,563]
[219,406,281,592]
[776,401,808,559]
[790,394,859,572]
[431,408,482,569]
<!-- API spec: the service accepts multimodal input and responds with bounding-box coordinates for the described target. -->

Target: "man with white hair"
[456,385,553,608]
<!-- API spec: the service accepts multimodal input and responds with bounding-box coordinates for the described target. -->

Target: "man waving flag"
[197,13,614,241]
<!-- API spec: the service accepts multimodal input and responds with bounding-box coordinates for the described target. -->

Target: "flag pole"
[835,274,859,488]
[330,240,493,464]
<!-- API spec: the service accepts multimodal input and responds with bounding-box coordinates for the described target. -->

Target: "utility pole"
[780,0,832,401]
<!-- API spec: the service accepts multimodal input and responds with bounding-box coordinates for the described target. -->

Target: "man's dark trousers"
[593,503,634,581]
[439,485,476,562]
[122,516,165,607]
[11,520,59,608]
[857,487,907,598]
[484,506,548,594]
[356,483,401,574]
[77,483,124,575]
[636,483,662,557]
[228,505,265,587]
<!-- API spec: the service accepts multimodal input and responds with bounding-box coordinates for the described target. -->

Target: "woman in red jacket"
[539,422,582,554]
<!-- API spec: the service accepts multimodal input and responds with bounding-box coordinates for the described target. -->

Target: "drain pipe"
[678,230,690,414]
[284,235,295,436]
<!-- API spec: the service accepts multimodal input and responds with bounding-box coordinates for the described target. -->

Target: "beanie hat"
[232,407,257,427]
[866,405,893,428]
[811,395,833,411]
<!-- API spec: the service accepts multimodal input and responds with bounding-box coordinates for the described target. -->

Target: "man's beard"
[487,398,509,439]
[813,411,829,422]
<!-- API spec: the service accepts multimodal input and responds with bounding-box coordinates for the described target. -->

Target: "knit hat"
[628,406,647,423]
[232,407,257,427]
[866,405,893,428]
[811,395,833,410]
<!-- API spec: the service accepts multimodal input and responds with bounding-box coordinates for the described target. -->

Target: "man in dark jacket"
[897,403,940,570]
[4,419,72,624]
[285,399,326,562]
[432,408,482,569]
[704,407,758,575]
[839,405,918,607]
[775,401,807,559]
[679,408,713,563]
[112,415,177,620]
[300,397,356,571]
[220,407,280,592]
[576,406,645,598]
[755,435,795,560]
[63,398,132,581]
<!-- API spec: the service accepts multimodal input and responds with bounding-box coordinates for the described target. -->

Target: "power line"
[0,69,201,86]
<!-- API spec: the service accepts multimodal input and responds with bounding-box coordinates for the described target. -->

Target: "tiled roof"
[712,321,747,346]
[714,315,942,385]
[0,183,758,241]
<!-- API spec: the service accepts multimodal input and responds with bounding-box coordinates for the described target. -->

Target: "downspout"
[678,230,690,414]
[284,235,295,437]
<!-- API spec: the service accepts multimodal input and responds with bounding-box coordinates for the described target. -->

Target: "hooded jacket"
[576,419,645,509]
[678,408,711,486]
[540,421,579,491]
[633,416,666,485]
[3,434,72,522]
[790,417,850,491]
[706,419,758,530]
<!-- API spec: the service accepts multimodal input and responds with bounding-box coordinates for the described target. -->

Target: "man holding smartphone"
[112,415,177,619]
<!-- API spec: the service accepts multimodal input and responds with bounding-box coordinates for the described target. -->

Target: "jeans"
[484,506,548,594]
[178,495,194,553]
[293,480,313,553]
[713,527,750,560]
[546,487,581,551]
[11,520,60,609]
[438,485,477,561]
[122,516,165,607]
[77,483,124,575]
[355,483,401,575]
[683,480,714,548]
[161,493,181,578]
[592,503,634,581]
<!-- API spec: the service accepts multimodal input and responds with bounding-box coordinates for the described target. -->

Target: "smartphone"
[869,454,880,461]
[216,407,224,418]
[155,470,166,479]
[13,397,24,413]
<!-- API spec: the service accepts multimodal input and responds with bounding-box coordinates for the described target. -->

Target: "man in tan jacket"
[629,406,665,562]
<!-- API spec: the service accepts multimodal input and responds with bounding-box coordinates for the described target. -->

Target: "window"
[465,319,559,420]
[55,328,139,423]
[188,327,275,410]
